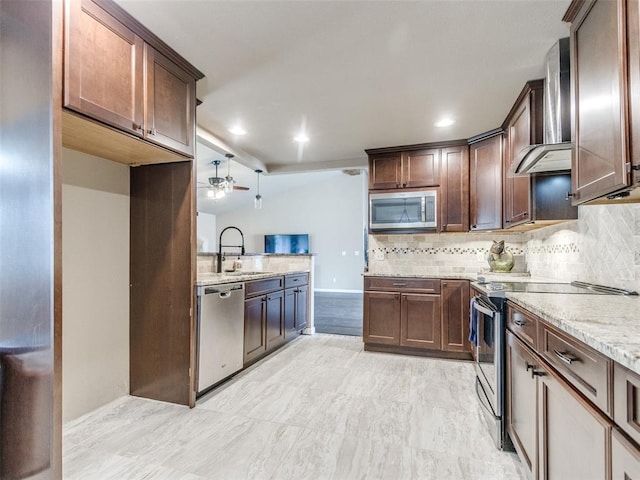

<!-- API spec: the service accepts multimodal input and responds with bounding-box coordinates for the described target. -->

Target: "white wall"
[62,148,130,423]
[216,172,366,291]
[197,211,216,252]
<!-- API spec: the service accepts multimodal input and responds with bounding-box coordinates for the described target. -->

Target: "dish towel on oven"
[469,297,479,347]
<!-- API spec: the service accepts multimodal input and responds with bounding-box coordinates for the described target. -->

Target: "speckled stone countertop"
[196,270,310,287]
[505,292,640,376]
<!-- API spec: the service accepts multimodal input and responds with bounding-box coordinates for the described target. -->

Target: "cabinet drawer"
[284,273,308,289]
[614,362,640,446]
[539,322,612,415]
[245,276,284,298]
[364,276,440,294]
[507,303,538,349]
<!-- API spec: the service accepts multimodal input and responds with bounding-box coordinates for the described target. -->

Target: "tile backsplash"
[368,204,640,292]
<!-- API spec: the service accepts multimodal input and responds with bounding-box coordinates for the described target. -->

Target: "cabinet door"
[440,146,469,232]
[612,428,640,479]
[403,149,440,188]
[504,83,542,227]
[283,287,296,339]
[441,280,470,352]
[144,45,196,157]
[506,331,538,479]
[570,0,630,203]
[363,291,400,345]
[538,361,611,480]
[295,285,308,330]
[265,290,284,351]
[400,293,441,350]
[244,296,266,365]
[64,0,144,135]
[369,153,402,189]
[470,135,503,231]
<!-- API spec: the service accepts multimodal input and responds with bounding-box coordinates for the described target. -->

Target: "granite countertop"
[505,292,640,376]
[197,252,316,257]
[196,269,310,287]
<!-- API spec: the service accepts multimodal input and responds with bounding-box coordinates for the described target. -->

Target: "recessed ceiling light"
[294,133,309,143]
[228,125,247,135]
[435,118,455,128]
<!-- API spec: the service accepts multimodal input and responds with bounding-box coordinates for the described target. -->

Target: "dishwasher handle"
[202,283,244,296]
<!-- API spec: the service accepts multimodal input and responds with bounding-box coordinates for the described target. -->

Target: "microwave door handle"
[421,197,426,222]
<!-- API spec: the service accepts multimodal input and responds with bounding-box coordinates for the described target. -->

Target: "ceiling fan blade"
[233,185,250,191]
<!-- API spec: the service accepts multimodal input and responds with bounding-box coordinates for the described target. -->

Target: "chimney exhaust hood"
[511,38,572,176]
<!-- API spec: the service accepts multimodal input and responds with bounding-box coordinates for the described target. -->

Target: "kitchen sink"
[223,271,272,276]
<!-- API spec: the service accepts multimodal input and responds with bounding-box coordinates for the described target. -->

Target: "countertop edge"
[196,269,311,286]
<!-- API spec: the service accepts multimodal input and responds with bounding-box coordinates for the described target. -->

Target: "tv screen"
[264,234,309,254]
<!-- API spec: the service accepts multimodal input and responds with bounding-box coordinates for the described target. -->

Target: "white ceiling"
[115,0,571,212]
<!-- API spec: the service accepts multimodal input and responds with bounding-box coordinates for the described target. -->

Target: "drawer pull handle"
[514,319,526,327]
[393,283,407,286]
[531,369,546,378]
[554,350,577,365]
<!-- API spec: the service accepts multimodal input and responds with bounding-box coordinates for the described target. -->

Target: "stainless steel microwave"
[369,190,437,231]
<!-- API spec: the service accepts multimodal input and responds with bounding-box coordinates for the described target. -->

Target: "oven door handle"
[475,376,500,421]
[472,297,497,316]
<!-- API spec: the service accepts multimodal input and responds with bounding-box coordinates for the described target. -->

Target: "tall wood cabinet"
[469,132,503,231]
[440,146,470,232]
[502,80,544,227]
[564,0,639,203]
[63,0,201,161]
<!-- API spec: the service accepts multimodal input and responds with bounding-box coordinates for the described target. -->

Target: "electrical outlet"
[476,252,485,262]
[374,251,385,261]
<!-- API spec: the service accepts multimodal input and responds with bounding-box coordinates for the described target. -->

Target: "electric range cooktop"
[475,280,638,296]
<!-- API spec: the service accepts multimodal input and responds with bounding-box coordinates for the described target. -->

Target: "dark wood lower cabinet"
[441,280,470,352]
[506,331,538,479]
[612,428,640,479]
[363,291,401,345]
[538,362,611,480]
[284,284,308,340]
[400,294,441,349]
[363,277,470,359]
[244,295,266,365]
[265,290,284,350]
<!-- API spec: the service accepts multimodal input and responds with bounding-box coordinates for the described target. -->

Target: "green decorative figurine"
[486,240,515,273]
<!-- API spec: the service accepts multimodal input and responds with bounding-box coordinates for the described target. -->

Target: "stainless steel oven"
[369,190,437,231]
[470,293,508,450]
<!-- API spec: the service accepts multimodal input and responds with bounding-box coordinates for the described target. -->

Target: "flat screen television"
[264,234,309,254]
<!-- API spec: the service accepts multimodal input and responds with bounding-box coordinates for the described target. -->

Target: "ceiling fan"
[198,153,250,199]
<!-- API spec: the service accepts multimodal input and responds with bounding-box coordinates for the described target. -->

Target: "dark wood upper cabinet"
[368,148,440,190]
[65,0,145,136]
[63,0,202,162]
[564,0,632,203]
[144,45,196,157]
[440,146,470,232]
[469,132,503,231]
[502,80,543,227]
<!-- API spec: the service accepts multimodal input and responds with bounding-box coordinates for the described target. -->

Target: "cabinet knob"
[147,128,157,136]
[505,220,511,223]
[402,183,407,188]
[566,192,575,201]
[471,225,477,229]
[523,212,528,217]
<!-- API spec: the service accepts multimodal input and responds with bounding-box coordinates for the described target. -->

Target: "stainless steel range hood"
[511,38,572,176]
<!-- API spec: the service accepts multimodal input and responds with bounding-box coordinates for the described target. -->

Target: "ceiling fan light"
[207,187,215,199]
[294,133,309,143]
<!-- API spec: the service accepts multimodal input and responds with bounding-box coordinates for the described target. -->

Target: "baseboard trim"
[315,289,363,294]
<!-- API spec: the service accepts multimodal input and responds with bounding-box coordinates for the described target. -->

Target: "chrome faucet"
[217,226,245,273]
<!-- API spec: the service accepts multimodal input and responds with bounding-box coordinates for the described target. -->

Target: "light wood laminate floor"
[63,334,526,479]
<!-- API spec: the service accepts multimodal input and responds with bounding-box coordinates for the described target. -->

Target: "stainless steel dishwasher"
[196,282,245,397]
